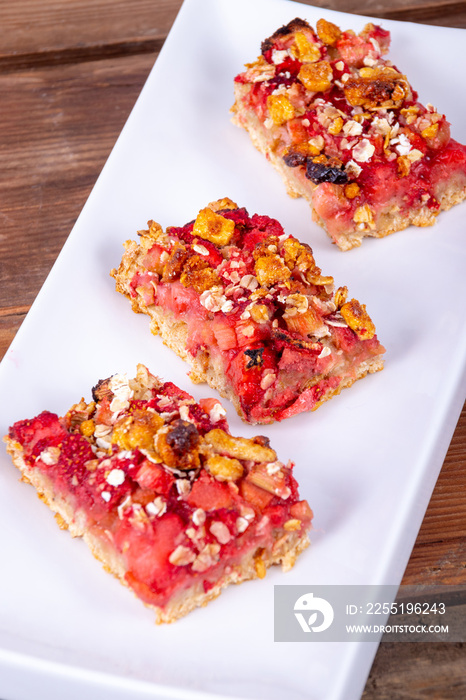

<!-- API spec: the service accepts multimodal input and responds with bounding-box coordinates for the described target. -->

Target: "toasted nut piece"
[316,18,341,46]
[206,454,244,482]
[400,106,420,124]
[340,299,376,340]
[209,521,232,544]
[334,285,348,309]
[180,255,221,294]
[282,237,315,272]
[267,94,295,125]
[284,519,302,531]
[92,377,114,402]
[131,363,163,399]
[421,123,439,140]
[246,467,291,499]
[344,70,409,109]
[80,419,95,437]
[292,31,321,62]
[112,409,164,451]
[204,429,277,463]
[192,207,235,246]
[298,60,333,92]
[255,254,291,287]
[254,550,267,579]
[249,304,271,324]
[208,197,238,212]
[134,219,166,246]
[283,293,309,317]
[397,155,411,177]
[169,545,196,566]
[344,183,360,199]
[328,116,343,135]
[306,269,334,287]
[161,241,188,282]
[192,543,220,572]
[353,204,375,226]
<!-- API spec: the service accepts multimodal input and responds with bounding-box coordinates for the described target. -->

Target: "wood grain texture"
[0,1,465,698]
[362,642,466,699]
[0,0,181,69]
[0,53,155,308]
[299,0,466,26]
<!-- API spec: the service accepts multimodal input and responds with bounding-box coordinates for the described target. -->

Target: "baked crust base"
[5,436,310,623]
[232,83,466,250]
[114,261,384,424]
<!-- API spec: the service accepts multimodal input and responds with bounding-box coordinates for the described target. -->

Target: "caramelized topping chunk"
[157,420,200,470]
[255,253,291,287]
[112,409,164,452]
[180,255,221,293]
[166,419,200,454]
[316,18,341,46]
[340,299,376,339]
[344,69,409,110]
[204,429,277,463]
[298,60,333,93]
[208,197,238,212]
[162,242,188,282]
[206,454,244,482]
[193,207,235,246]
[267,94,295,125]
[291,32,321,63]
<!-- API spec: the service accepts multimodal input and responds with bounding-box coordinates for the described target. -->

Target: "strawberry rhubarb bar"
[4,364,312,623]
[231,17,466,249]
[111,199,385,424]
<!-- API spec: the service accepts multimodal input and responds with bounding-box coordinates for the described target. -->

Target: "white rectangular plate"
[1,0,465,699]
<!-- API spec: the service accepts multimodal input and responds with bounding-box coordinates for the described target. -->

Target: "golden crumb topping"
[340,299,376,339]
[316,18,341,46]
[193,207,235,246]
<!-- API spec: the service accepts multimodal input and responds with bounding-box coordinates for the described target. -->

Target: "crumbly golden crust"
[5,435,310,623]
[5,436,310,623]
[232,18,466,249]
[5,366,313,623]
[112,201,385,424]
[116,280,384,418]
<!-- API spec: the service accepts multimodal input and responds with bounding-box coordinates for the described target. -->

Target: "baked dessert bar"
[231,17,466,249]
[111,199,385,424]
[4,364,312,623]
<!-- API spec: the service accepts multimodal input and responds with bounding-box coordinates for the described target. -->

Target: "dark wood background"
[0,1,465,697]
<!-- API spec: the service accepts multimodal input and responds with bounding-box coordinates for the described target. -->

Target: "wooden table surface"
[0,0,465,698]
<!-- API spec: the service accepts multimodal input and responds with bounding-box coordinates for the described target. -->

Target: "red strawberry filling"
[233,18,466,247]
[8,366,312,611]
[118,204,385,424]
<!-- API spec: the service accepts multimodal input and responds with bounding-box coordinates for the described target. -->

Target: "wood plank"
[362,642,466,699]
[0,310,27,360]
[0,53,155,308]
[0,3,465,697]
[0,51,464,585]
[402,407,466,585]
[0,0,182,68]
[0,0,464,72]
[299,0,466,26]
